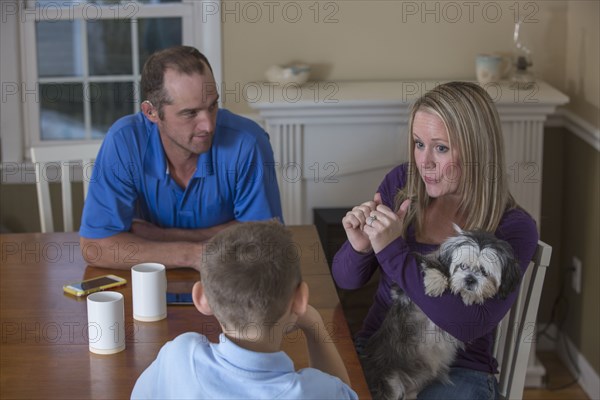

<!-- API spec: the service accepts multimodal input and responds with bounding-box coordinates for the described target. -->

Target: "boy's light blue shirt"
[80,109,283,238]
[131,332,358,400]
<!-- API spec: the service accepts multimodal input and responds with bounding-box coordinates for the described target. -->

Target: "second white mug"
[131,263,167,322]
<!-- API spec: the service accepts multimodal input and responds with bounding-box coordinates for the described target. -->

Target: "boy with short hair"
[131,221,358,399]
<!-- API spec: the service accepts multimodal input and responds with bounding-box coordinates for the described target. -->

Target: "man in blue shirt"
[79,46,282,270]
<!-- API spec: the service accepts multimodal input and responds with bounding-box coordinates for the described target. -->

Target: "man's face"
[156,68,219,158]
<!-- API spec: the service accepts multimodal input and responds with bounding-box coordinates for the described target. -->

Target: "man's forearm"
[159,220,239,242]
[130,220,239,243]
[80,233,203,270]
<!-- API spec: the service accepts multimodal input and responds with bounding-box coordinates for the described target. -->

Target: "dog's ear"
[412,251,427,267]
[413,251,450,278]
[498,258,522,299]
[491,239,522,299]
[411,253,450,297]
[412,251,434,270]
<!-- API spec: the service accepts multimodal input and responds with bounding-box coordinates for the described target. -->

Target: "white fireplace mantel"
[249,80,569,228]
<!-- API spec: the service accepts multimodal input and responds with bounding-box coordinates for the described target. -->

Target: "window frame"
[3,0,222,163]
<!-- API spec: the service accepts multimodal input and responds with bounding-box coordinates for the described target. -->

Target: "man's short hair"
[201,221,302,329]
[141,45,213,119]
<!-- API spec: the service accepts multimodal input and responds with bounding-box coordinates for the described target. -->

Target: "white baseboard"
[526,356,547,388]
[539,323,600,399]
[556,332,600,400]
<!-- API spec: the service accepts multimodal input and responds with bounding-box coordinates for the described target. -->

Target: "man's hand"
[293,304,323,335]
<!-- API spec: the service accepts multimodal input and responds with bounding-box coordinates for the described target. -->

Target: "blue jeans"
[417,367,499,400]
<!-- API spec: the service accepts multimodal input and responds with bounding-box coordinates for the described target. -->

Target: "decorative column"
[269,123,304,224]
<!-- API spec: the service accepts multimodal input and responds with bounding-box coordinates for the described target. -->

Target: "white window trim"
[0,0,222,165]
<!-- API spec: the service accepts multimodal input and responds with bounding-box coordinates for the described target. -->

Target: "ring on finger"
[366,215,377,227]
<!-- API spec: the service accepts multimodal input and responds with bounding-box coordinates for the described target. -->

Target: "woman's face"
[412,110,461,199]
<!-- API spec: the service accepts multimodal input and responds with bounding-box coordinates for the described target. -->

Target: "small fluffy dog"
[362,226,521,400]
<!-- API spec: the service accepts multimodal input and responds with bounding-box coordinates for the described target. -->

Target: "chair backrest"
[30,143,102,233]
[494,240,552,400]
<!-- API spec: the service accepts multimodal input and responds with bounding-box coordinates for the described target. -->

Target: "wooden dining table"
[0,225,370,399]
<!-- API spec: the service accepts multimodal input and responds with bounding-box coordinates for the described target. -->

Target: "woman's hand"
[342,195,382,253]
[363,199,410,253]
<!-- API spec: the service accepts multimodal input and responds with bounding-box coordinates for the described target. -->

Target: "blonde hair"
[395,81,516,235]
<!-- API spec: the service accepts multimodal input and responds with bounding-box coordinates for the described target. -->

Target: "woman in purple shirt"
[332,82,538,399]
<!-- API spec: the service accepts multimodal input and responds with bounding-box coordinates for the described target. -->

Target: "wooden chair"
[30,143,101,233]
[494,241,552,399]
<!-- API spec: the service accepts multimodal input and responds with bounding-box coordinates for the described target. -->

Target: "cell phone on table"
[166,292,194,305]
[63,275,127,297]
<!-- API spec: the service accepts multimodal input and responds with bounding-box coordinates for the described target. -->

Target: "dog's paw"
[423,268,448,297]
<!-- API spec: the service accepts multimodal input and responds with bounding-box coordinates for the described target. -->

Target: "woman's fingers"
[348,202,378,223]
[373,192,382,205]
[344,196,391,231]
[362,204,396,227]
[342,213,361,229]
[397,199,410,220]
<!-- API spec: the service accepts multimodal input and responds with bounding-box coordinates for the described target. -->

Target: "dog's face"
[439,227,521,305]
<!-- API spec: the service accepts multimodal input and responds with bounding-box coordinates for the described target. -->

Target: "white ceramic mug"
[475,54,504,85]
[131,263,167,322]
[86,291,126,354]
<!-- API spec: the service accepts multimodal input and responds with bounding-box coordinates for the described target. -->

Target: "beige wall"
[564,0,600,127]
[222,0,568,114]
[561,134,599,374]
[559,0,600,376]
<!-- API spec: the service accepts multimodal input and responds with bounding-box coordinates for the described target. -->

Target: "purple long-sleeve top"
[332,163,539,373]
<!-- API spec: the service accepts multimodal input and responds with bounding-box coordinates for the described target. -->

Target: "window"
[2,0,221,162]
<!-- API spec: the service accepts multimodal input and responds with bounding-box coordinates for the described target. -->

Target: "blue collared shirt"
[131,332,358,399]
[80,109,283,238]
